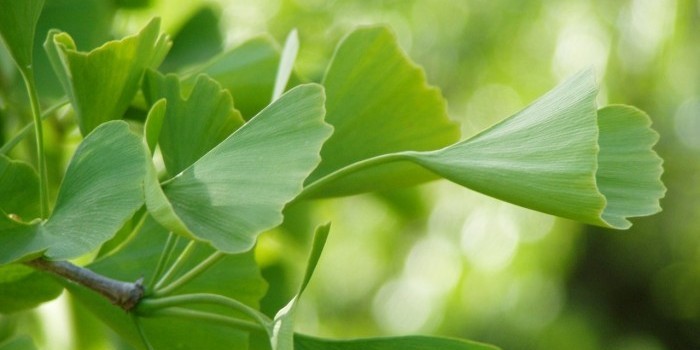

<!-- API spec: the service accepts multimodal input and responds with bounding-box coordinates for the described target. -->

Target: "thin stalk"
[132,314,154,350]
[19,68,49,217]
[26,258,144,311]
[143,307,264,333]
[153,240,196,291]
[147,232,178,291]
[0,98,69,155]
[154,251,225,297]
[136,293,272,334]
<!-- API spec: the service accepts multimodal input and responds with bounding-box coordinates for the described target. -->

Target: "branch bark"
[26,258,144,311]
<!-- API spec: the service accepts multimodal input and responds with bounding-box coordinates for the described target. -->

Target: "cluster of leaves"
[0,0,664,349]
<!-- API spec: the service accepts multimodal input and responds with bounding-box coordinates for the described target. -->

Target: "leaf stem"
[0,98,69,155]
[132,314,154,350]
[136,293,272,333]
[153,251,225,297]
[142,307,265,333]
[153,240,196,291]
[147,232,178,291]
[26,258,144,311]
[19,68,49,217]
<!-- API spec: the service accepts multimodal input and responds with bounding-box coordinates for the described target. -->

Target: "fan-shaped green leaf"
[147,84,332,253]
[63,216,267,350]
[0,121,149,264]
[304,26,460,196]
[44,18,171,135]
[294,334,499,350]
[272,29,299,102]
[160,6,223,73]
[303,70,664,229]
[143,70,244,176]
[0,0,44,73]
[271,224,330,350]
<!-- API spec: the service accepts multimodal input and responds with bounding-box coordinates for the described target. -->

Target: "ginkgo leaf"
[0,156,40,221]
[186,36,288,119]
[304,26,460,196]
[0,263,62,313]
[294,334,499,350]
[271,224,330,350]
[146,84,332,253]
[44,18,171,135]
[160,6,223,73]
[0,121,149,264]
[64,216,267,350]
[143,70,244,176]
[303,70,664,229]
[272,29,299,102]
[0,0,44,73]
[0,336,38,350]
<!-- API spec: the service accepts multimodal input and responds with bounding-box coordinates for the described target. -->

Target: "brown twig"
[25,258,144,311]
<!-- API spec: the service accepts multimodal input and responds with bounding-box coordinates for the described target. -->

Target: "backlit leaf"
[304,26,460,196]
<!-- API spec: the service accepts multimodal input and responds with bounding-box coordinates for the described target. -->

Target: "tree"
[0,1,664,349]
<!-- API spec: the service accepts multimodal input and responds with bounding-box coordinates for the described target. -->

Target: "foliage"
[0,1,667,349]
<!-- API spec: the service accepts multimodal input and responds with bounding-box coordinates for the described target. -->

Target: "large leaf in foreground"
[0,121,148,263]
[64,217,267,350]
[143,70,244,176]
[45,18,170,135]
[303,70,664,229]
[0,0,43,73]
[294,335,499,350]
[147,84,332,253]
[271,224,330,350]
[305,26,460,196]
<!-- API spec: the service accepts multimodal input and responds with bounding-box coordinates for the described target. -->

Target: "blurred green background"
[1,0,699,349]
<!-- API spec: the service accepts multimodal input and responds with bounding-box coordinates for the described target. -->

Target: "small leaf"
[64,216,267,350]
[0,156,40,220]
[0,264,62,313]
[271,224,330,350]
[0,121,149,264]
[294,334,500,350]
[143,70,244,176]
[0,0,44,73]
[44,18,171,135]
[305,26,460,196]
[187,36,287,119]
[147,84,332,253]
[272,29,299,102]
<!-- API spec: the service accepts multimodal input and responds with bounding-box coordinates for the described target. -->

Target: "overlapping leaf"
[0,157,40,221]
[143,70,244,176]
[45,18,170,135]
[303,69,664,229]
[146,84,332,253]
[187,37,289,119]
[0,121,149,264]
[271,224,330,350]
[64,216,267,350]
[303,26,460,196]
[0,0,44,73]
[0,264,62,313]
